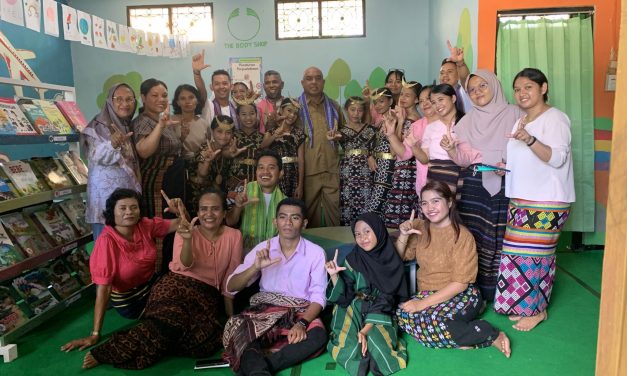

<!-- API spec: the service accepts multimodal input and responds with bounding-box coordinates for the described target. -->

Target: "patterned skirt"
[395,285,498,349]
[427,159,461,195]
[384,158,418,228]
[279,160,299,198]
[494,199,571,316]
[457,169,509,301]
[91,272,223,370]
[339,155,372,226]
[365,158,395,216]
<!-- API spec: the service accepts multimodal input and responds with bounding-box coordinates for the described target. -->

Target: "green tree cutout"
[96,71,143,110]
[456,9,474,72]
[324,58,351,103]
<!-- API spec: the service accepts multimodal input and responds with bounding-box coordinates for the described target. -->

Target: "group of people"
[58,42,574,375]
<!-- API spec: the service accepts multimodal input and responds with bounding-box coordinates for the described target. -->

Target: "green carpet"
[0,244,601,376]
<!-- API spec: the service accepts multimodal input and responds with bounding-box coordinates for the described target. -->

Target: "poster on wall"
[42,0,58,37]
[60,4,79,42]
[1,0,25,26]
[118,25,130,52]
[229,57,263,94]
[23,0,40,32]
[76,10,92,46]
[105,20,118,50]
[92,15,106,49]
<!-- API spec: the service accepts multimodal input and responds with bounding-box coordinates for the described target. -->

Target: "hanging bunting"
[60,4,79,41]
[76,10,92,46]
[91,15,106,49]
[23,0,40,32]
[1,0,25,26]
[42,0,58,37]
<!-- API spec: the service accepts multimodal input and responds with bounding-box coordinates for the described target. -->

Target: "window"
[276,0,365,40]
[128,3,214,42]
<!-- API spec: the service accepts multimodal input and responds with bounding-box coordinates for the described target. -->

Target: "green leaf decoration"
[368,67,386,89]
[344,79,363,100]
[456,8,474,72]
[97,72,143,110]
[323,82,340,101]
[326,58,351,87]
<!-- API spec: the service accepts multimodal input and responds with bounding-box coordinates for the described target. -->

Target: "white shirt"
[505,107,575,203]
[201,93,236,124]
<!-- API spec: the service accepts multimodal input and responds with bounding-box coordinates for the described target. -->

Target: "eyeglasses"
[113,96,136,105]
[467,82,489,95]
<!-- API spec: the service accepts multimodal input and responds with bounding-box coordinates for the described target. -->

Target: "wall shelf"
[0,184,87,213]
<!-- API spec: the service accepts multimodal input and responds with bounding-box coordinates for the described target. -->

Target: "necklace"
[521,106,550,127]
[215,157,224,185]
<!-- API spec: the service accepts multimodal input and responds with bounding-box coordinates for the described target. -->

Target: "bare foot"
[509,315,522,321]
[492,332,511,358]
[513,311,547,332]
[82,352,100,369]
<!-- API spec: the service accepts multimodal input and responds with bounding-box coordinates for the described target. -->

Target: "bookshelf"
[0,79,92,362]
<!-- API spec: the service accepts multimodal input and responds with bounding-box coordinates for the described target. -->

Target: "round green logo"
[227,8,261,41]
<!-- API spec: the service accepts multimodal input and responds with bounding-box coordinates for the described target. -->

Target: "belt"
[282,156,298,164]
[240,158,256,166]
[374,152,395,160]
[345,149,368,157]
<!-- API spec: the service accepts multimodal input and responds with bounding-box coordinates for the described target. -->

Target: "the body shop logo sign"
[225,8,268,48]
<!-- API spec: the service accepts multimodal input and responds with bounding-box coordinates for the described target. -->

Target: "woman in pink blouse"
[82,188,243,369]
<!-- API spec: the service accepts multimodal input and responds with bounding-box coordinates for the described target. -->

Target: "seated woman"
[395,181,511,357]
[60,188,185,354]
[80,188,243,369]
[326,213,408,376]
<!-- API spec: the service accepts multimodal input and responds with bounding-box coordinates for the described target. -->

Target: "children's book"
[0,168,20,201]
[32,99,74,134]
[0,212,50,257]
[56,151,88,185]
[62,248,91,285]
[11,270,59,315]
[0,97,38,135]
[0,160,49,196]
[39,260,81,299]
[0,223,25,270]
[17,99,57,135]
[29,157,74,190]
[31,205,77,246]
[0,284,30,336]
[56,101,88,133]
[58,199,90,236]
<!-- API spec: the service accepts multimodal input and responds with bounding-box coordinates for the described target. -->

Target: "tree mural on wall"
[457,8,474,73]
[96,72,143,110]
[323,58,388,104]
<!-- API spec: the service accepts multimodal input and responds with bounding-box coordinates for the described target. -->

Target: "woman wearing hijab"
[325,213,408,376]
[81,83,141,239]
[440,70,523,301]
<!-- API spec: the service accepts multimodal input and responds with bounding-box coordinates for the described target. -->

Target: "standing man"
[257,70,285,133]
[224,198,327,375]
[439,41,472,114]
[299,67,344,227]
[192,50,239,127]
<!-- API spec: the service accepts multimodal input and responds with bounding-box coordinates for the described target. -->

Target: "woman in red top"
[60,188,186,353]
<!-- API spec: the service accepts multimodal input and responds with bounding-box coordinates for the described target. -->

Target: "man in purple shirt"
[224,198,327,375]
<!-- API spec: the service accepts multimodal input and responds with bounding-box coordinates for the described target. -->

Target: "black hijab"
[346,213,408,297]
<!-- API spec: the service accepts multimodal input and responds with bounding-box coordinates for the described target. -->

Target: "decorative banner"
[128,27,139,53]
[105,20,118,50]
[117,24,130,52]
[1,0,25,26]
[229,57,263,93]
[135,28,146,55]
[42,0,58,37]
[76,10,92,46]
[146,32,161,56]
[60,4,79,41]
[92,15,106,49]
[164,35,178,58]
[23,0,40,32]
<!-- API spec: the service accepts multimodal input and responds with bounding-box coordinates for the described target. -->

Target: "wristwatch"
[296,318,310,329]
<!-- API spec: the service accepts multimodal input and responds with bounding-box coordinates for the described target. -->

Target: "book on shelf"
[31,205,77,246]
[56,101,88,133]
[0,212,50,258]
[62,248,91,286]
[39,259,81,299]
[16,99,57,135]
[0,168,20,201]
[11,270,59,315]
[0,97,39,136]
[0,284,31,336]
[58,199,91,236]
[32,99,74,134]
[0,160,49,195]
[29,157,74,190]
[56,151,88,185]
[0,223,25,270]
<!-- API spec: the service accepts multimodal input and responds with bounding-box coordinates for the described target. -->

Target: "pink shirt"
[226,236,327,307]
[400,118,430,194]
[90,217,171,292]
[170,226,243,297]
[421,119,458,161]
[257,98,282,134]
